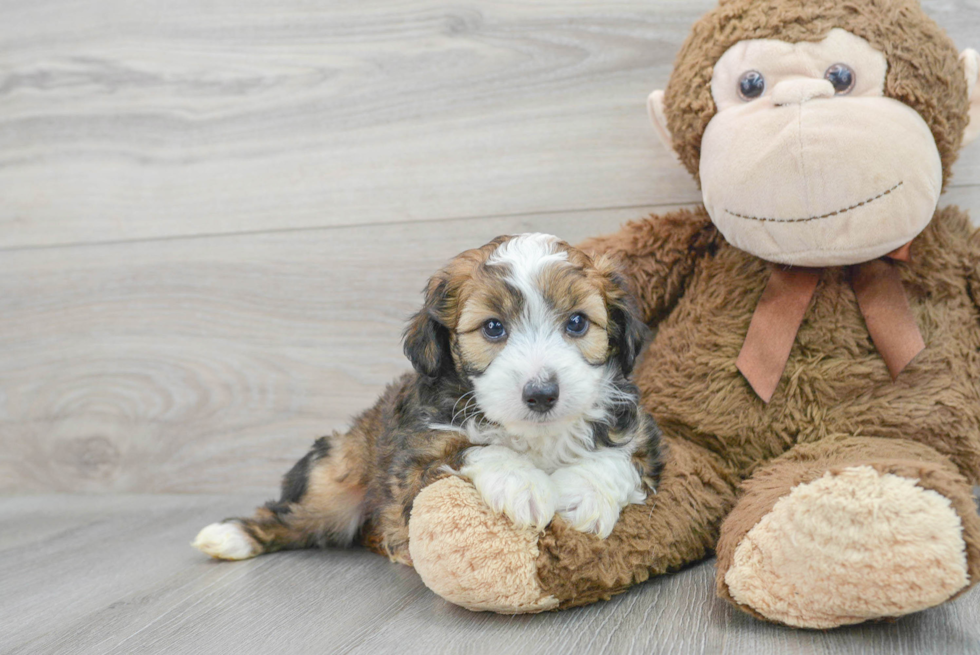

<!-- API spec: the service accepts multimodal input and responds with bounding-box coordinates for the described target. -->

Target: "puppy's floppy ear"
[403,274,453,379]
[600,259,649,376]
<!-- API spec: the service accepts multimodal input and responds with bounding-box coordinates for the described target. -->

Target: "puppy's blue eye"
[482,319,506,340]
[565,313,589,336]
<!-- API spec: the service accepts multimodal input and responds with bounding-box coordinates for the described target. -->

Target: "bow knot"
[736,244,924,403]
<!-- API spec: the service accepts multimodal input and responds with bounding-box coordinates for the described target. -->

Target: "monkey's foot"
[723,466,969,628]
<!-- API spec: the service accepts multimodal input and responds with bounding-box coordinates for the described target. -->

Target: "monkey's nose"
[523,379,559,413]
[772,78,835,106]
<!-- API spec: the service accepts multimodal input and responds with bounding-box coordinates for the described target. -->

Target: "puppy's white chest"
[463,420,600,473]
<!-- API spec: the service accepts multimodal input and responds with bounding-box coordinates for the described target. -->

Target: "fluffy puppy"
[193,233,662,564]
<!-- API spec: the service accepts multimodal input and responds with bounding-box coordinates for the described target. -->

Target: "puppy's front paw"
[482,467,557,531]
[460,448,556,531]
[192,522,259,560]
[552,469,623,539]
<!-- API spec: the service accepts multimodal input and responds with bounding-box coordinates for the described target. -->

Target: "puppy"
[193,233,662,564]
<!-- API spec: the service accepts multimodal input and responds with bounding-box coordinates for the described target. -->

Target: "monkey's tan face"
[699,28,943,266]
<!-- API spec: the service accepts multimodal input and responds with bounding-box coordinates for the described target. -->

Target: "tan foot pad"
[408,476,559,613]
[725,465,969,628]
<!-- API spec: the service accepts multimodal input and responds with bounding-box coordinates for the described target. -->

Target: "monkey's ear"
[960,49,980,145]
[403,277,453,379]
[647,90,676,157]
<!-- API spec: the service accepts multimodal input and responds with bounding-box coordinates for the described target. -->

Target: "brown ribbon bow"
[736,243,924,403]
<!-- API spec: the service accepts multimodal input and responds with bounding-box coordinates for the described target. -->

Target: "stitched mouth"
[724,181,903,224]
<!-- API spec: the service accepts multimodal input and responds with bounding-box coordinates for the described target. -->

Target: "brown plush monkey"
[407,0,980,628]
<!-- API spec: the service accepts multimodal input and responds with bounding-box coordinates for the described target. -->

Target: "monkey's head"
[649,0,980,266]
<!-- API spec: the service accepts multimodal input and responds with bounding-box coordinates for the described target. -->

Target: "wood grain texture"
[1,494,977,655]
[0,0,977,248]
[1,0,978,493]
[0,203,701,493]
[2,1,979,651]
[2,189,978,494]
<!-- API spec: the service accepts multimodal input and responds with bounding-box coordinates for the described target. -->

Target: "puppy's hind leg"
[193,433,369,560]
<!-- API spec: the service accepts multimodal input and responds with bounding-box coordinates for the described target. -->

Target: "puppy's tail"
[193,433,369,560]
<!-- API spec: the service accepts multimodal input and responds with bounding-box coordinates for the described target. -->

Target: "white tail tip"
[192,522,259,560]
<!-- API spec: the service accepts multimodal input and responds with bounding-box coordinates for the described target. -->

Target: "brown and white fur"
[193,233,662,564]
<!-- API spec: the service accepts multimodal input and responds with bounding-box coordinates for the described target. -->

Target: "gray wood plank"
[0,494,977,655]
[0,494,418,654]
[1,187,978,495]
[0,0,977,249]
[0,203,698,494]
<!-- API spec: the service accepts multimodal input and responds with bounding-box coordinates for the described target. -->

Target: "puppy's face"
[404,234,645,436]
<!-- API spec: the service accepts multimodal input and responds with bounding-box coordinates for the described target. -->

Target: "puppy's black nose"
[523,380,559,413]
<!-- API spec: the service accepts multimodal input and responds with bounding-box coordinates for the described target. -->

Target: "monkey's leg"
[408,434,739,613]
[193,432,368,560]
[716,436,980,629]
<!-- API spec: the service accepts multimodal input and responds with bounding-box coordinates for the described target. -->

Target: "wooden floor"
[3,493,979,655]
[2,0,979,652]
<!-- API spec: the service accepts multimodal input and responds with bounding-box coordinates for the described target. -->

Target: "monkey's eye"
[824,63,855,95]
[565,313,589,337]
[482,318,506,341]
[737,70,766,100]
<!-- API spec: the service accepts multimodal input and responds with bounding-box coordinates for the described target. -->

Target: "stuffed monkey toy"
[406,0,980,628]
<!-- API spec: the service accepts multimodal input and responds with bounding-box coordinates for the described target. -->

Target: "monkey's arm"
[407,433,739,612]
[578,207,718,326]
